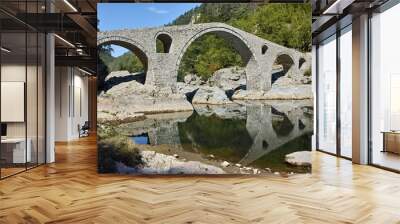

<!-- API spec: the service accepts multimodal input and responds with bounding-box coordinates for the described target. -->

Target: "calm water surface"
[124,100,313,173]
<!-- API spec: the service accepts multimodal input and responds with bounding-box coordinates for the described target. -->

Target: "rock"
[176,82,199,101]
[235,163,242,168]
[264,168,272,173]
[253,169,259,174]
[300,75,312,84]
[221,161,230,167]
[231,90,264,100]
[98,79,194,124]
[274,172,280,175]
[173,154,179,158]
[105,70,131,82]
[208,66,246,94]
[285,151,312,166]
[208,154,215,159]
[104,71,146,91]
[184,74,204,85]
[264,85,313,100]
[272,76,296,86]
[232,85,312,100]
[192,86,232,105]
[140,150,225,174]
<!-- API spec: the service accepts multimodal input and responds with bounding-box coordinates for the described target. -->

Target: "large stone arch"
[97,36,152,85]
[174,26,261,91]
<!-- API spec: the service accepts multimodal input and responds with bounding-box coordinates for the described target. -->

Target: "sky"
[98,3,200,57]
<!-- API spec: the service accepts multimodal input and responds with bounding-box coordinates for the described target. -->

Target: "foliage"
[97,45,111,92]
[98,125,143,173]
[304,67,311,77]
[178,34,243,81]
[156,39,165,53]
[108,51,144,73]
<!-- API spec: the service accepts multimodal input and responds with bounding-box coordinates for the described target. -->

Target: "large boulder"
[192,86,232,105]
[138,151,225,174]
[208,66,246,94]
[285,151,311,166]
[232,85,312,100]
[98,80,193,124]
[177,82,199,102]
[104,71,145,91]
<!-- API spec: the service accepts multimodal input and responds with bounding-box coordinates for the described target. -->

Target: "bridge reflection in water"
[118,100,313,172]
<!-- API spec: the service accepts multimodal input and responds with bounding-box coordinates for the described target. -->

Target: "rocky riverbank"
[98,65,312,124]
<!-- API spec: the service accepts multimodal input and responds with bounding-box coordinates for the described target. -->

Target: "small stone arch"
[97,36,150,84]
[155,33,173,53]
[299,57,306,69]
[271,53,295,85]
[261,45,268,55]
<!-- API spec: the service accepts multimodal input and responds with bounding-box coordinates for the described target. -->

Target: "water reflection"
[117,100,313,172]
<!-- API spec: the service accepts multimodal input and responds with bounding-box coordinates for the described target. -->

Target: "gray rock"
[232,85,312,100]
[105,70,131,82]
[192,86,232,105]
[184,74,204,85]
[221,161,230,167]
[98,80,193,124]
[140,150,225,174]
[176,82,199,101]
[208,66,246,93]
[285,151,312,166]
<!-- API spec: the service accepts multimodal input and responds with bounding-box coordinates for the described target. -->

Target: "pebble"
[221,161,230,167]
[253,169,259,174]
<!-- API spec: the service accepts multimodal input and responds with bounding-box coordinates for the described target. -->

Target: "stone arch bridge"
[98,22,309,92]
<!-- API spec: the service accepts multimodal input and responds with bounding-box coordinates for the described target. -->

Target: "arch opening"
[177,29,256,97]
[271,54,295,85]
[97,39,148,92]
[156,33,172,53]
[299,57,306,69]
[261,45,268,55]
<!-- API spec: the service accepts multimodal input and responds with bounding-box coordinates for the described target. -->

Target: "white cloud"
[147,7,168,14]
